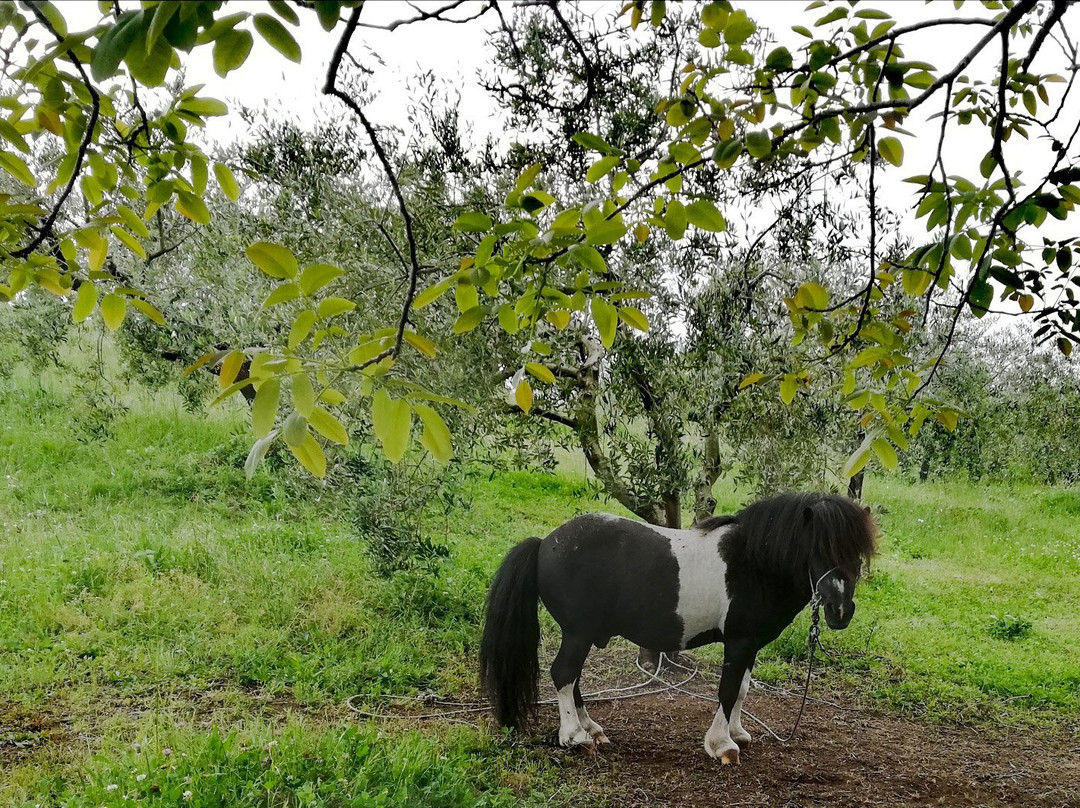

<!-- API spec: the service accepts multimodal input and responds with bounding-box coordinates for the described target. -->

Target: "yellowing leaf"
[871,437,898,469]
[299,262,343,295]
[264,282,301,307]
[514,378,533,413]
[779,372,797,405]
[72,281,98,323]
[309,406,349,445]
[525,362,556,384]
[739,372,765,389]
[220,351,245,389]
[100,293,126,331]
[453,305,486,334]
[214,162,241,201]
[372,388,411,462]
[618,306,649,331]
[591,297,617,347]
[413,403,452,462]
[289,434,326,477]
[252,377,280,439]
[246,241,298,279]
[175,191,211,225]
[282,410,309,447]
[289,310,317,350]
[291,371,315,416]
[318,297,356,318]
[403,330,437,357]
[129,299,165,325]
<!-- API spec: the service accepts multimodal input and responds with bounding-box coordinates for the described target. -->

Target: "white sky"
[63,1,1079,244]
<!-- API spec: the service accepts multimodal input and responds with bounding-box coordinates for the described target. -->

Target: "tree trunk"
[693,425,722,524]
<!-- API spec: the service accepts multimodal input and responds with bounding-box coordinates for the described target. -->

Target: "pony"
[479,492,878,764]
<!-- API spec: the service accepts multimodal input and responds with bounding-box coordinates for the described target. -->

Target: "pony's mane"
[733,492,878,578]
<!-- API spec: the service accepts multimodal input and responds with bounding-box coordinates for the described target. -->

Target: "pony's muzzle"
[824,601,855,630]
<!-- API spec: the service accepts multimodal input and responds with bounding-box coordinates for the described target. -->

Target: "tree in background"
[0,0,1077,486]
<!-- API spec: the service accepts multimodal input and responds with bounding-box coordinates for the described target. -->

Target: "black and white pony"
[480,492,878,764]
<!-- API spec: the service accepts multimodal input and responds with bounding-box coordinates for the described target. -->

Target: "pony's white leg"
[729,669,752,746]
[556,682,592,747]
[703,706,740,763]
[575,703,609,743]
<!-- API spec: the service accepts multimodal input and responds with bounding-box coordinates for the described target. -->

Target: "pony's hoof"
[559,728,594,749]
[720,748,740,766]
[732,731,752,746]
[593,732,610,744]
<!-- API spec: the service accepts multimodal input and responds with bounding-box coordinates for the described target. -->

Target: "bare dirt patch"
[551,684,1080,808]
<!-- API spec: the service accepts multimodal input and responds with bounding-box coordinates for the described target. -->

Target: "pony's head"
[804,496,878,630]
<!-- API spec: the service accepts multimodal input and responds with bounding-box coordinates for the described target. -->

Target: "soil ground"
[524,649,1080,808]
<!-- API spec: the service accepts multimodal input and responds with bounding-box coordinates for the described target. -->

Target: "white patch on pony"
[703,705,739,763]
[649,523,732,648]
[729,669,752,746]
[576,702,609,744]
[556,683,592,747]
[830,577,846,598]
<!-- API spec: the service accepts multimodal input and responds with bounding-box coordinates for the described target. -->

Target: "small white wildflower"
[183,790,193,802]
[105,784,118,793]
[136,774,147,782]
[162,747,172,757]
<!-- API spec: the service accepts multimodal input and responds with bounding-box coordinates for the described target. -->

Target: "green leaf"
[372,388,411,463]
[117,205,150,238]
[724,9,756,45]
[214,162,241,201]
[318,297,355,318]
[618,306,649,331]
[178,97,229,117]
[585,217,627,246]
[878,136,904,167]
[0,152,35,187]
[100,293,126,331]
[263,282,300,308]
[872,437,898,470]
[591,297,617,348]
[765,46,793,71]
[414,278,453,309]
[253,13,301,62]
[779,373,797,405]
[586,155,621,183]
[175,191,210,225]
[309,406,349,446]
[572,132,613,154]
[453,211,492,232]
[571,245,607,274]
[131,299,165,325]
[842,443,872,478]
[212,29,254,77]
[413,403,451,462]
[746,130,772,159]
[525,362,556,384]
[289,310,316,350]
[289,434,326,478]
[299,263,343,295]
[685,199,726,232]
[453,305,487,334]
[282,411,309,447]
[111,226,146,260]
[91,11,144,82]
[903,268,933,296]
[244,430,278,480]
[246,242,298,279]
[292,372,316,416]
[252,378,280,439]
[664,200,688,240]
[72,281,98,323]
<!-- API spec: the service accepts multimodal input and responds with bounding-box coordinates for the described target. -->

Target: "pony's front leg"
[704,643,756,765]
[551,634,595,748]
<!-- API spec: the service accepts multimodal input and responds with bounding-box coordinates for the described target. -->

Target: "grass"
[1,365,1079,804]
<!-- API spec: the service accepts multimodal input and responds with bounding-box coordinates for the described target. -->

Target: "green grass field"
[1,368,1078,805]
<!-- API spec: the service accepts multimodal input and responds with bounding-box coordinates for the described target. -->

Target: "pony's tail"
[479,536,542,729]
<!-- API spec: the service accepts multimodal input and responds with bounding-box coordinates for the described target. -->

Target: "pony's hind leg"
[551,634,594,748]
[574,680,609,744]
